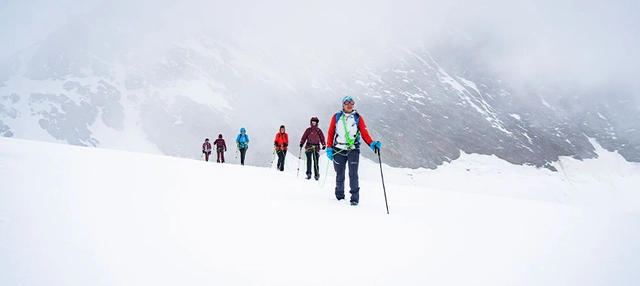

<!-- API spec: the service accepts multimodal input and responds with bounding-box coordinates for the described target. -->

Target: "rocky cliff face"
[1,13,638,169]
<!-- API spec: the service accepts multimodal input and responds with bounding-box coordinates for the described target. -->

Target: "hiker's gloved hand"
[370,141,381,151]
[322,146,326,150]
[284,143,288,147]
[326,148,333,161]
[299,143,304,148]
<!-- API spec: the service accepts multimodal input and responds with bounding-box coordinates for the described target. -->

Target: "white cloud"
[2,0,638,90]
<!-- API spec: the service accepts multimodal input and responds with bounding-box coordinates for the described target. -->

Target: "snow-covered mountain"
[1,3,638,169]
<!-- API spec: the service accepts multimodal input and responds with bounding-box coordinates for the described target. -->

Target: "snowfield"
[1,137,639,285]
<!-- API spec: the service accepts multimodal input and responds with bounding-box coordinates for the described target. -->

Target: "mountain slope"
[2,137,640,285]
[0,9,638,169]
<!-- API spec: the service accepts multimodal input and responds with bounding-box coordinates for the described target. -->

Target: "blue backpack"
[335,111,360,124]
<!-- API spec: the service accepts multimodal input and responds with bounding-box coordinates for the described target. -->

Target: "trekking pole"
[296,147,303,178]
[235,146,238,163]
[270,147,277,168]
[375,148,389,214]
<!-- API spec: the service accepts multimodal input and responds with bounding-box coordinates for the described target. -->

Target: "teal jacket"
[236,127,249,149]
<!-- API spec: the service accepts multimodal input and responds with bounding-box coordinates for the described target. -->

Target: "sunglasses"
[344,100,355,105]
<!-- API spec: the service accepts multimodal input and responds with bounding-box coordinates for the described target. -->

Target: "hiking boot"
[314,175,319,181]
[350,201,358,206]
[306,174,311,180]
[337,197,345,201]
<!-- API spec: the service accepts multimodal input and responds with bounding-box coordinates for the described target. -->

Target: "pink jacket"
[202,142,212,152]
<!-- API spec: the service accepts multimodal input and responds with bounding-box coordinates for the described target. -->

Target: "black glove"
[322,146,326,150]
[300,143,304,148]
[284,143,288,147]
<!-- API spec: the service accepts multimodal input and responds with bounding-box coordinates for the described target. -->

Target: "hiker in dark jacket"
[202,138,212,162]
[274,125,289,171]
[213,134,227,163]
[326,96,381,206]
[300,117,326,180]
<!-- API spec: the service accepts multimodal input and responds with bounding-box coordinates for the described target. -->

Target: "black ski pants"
[276,150,287,171]
[305,150,320,177]
[239,147,247,165]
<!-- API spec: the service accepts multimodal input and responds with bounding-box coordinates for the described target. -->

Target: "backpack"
[335,111,360,125]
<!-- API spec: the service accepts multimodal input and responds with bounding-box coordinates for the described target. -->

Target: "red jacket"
[274,132,289,151]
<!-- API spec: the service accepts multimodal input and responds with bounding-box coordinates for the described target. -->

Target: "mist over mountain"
[1,0,638,169]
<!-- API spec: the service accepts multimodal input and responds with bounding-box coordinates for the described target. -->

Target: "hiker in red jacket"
[300,117,326,180]
[326,96,381,206]
[213,134,227,163]
[202,138,212,162]
[274,125,289,171]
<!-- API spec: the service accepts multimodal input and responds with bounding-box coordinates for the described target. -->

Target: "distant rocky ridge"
[1,14,638,170]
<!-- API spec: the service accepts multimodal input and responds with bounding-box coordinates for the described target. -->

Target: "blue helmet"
[240,127,246,133]
[342,96,354,105]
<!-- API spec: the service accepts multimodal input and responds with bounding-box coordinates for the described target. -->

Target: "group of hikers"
[201,134,228,163]
[200,128,249,165]
[201,96,382,206]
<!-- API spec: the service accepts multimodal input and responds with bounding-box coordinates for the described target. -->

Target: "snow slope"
[1,137,639,285]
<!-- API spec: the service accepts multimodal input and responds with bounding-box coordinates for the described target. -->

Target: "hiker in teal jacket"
[236,127,250,165]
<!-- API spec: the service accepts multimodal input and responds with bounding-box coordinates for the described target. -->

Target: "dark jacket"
[300,119,326,152]
[213,136,226,152]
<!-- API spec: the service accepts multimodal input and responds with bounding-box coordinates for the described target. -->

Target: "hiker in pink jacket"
[202,138,212,162]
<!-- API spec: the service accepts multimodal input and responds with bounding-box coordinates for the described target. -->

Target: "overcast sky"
[1,0,638,90]
[0,0,101,59]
